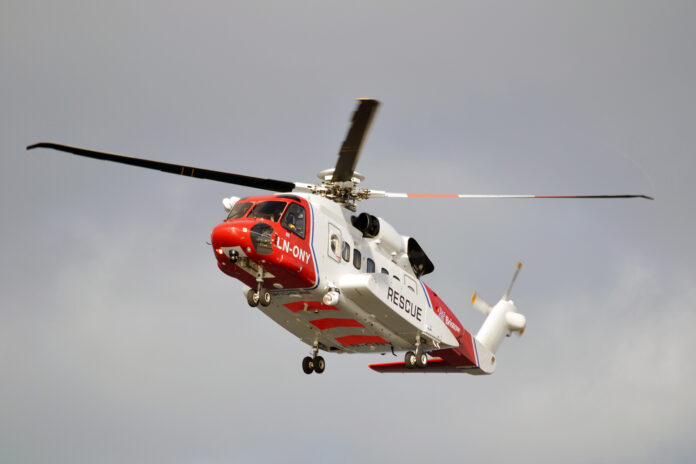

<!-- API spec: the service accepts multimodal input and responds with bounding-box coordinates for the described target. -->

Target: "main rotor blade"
[26,142,296,192]
[332,99,379,182]
[369,192,654,200]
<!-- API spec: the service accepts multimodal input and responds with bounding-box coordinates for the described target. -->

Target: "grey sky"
[2,1,695,463]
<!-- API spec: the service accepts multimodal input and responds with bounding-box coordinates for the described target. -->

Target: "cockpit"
[226,196,307,239]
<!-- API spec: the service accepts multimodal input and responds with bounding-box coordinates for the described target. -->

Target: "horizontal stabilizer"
[370,358,481,374]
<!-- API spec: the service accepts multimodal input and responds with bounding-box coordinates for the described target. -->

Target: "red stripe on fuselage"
[310,318,365,330]
[283,301,339,313]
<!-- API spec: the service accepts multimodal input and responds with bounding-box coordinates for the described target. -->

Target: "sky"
[2,1,695,462]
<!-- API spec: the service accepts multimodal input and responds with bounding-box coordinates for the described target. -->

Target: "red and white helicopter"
[28,99,652,375]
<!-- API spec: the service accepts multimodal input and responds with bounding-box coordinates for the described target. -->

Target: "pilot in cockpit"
[283,204,306,238]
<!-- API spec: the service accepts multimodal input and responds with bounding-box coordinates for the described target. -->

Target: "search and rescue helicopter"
[27,99,652,375]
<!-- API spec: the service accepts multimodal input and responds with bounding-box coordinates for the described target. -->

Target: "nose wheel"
[246,265,272,307]
[246,288,271,307]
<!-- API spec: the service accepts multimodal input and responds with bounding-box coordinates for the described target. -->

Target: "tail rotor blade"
[471,292,493,315]
[503,262,523,300]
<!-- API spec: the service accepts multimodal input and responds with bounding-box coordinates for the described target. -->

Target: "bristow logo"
[436,307,461,334]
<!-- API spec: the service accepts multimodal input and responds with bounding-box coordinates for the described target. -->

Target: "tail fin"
[473,262,526,354]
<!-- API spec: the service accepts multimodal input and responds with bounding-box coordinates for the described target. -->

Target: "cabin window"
[226,202,253,220]
[248,201,287,222]
[342,241,350,262]
[381,268,389,275]
[353,249,362,270]
[367,258,375,273]
[280,202,306,239]
[330,235,340,256]
[328,224,341,262]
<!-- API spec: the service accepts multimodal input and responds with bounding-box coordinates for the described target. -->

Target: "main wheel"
[302,356,314,374]
[259,288,272,307]
[313,356,325,374]
[246,289,259,307]
[416,352,428,368]
[404,351,417,369]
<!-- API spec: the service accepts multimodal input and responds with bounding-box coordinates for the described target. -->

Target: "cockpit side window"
[226,202,253,220]
[248,201,287,222]
[281,202,306,239]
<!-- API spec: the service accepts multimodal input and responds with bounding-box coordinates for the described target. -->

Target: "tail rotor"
[472,262,527,353]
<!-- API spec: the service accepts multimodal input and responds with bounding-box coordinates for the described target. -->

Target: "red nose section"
[210,218,318,291]
[211,221,249,251]
[210,220,259,285]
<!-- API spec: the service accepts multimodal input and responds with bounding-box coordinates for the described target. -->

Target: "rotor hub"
[290,169,373,211]
[316,168,365,184]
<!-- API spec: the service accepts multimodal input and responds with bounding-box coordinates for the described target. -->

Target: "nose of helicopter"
[211,221,250,257]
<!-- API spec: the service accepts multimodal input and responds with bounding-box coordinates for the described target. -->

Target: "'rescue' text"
[387,287,422,322]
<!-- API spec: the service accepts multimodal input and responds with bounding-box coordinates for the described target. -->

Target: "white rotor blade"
[369,191,654,200]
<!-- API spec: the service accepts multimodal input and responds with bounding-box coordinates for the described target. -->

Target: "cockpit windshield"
[226,201,253,220]
[247,201,287,222]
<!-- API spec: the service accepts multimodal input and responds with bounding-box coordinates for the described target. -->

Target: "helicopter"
[27,99,653,375]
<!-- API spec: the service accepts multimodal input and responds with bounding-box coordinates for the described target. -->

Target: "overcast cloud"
[2,1,695,463]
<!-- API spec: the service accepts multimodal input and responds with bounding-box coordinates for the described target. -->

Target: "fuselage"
[210,193,485,370]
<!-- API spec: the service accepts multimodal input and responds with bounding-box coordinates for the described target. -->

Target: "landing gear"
[246,289,260,307]
[405,334,428,369]
[259,289,271,306]
[313,356,325,374]
[302,344,326,374]
[302,356,314,374]
[246,265,272,307]
[246,288,271,307]
[404,351,417,369]
[301,356,326,374]
[404,351,427,369]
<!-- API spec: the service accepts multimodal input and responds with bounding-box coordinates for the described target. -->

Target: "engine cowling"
[353,213,434,277]
[353,212,380,238]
